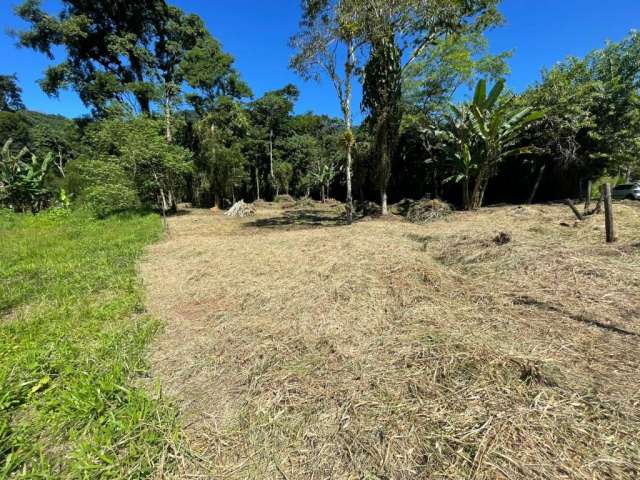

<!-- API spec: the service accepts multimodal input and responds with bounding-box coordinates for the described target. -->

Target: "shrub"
[84,184,141,218]
[64,156,141,217]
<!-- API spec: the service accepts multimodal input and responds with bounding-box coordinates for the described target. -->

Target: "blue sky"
[1,0,638,119]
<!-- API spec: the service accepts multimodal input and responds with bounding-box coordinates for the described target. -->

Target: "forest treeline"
[1,1,638,219]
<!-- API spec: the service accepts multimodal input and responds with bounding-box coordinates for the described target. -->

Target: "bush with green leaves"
[65,155,141,218]
[84,184,142,218]
[86,112,192,207]
[66,113,192,216]
[0,139,53,212]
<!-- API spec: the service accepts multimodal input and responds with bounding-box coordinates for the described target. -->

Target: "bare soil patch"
[140,201,640,479]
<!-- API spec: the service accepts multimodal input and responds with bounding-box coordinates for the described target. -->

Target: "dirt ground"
[140,201,640,479]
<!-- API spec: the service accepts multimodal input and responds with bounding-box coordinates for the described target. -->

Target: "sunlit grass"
[0,209,178,478]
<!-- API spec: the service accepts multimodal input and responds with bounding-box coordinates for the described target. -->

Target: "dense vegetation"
[0,1,638,218]
[0,210,178,477]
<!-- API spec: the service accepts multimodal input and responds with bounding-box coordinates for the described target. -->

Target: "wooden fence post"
[604,183,616,243]
[584,180,592,212]
[564,199,584,221]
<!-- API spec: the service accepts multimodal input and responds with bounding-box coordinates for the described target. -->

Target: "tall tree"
[15,0,168,113]
[249,85,299,197]
[518,31,640,197]
[195,97,249,207]
[154,7,251,140]
[290,0,362,223]
[14,0,248,118]
[403,31,511,115]
[587,32,640,179]
[518,57,597,199]
[0,75,25,112]
[358,0,503,213]
[362,33,402,214]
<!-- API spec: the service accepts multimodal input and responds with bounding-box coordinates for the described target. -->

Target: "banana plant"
[1,139,53,212]
[446,79,543,209]
[311,161,337,203]
[443,144,477,209]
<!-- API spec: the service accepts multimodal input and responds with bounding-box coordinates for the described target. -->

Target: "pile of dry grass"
[355,199,382,216]
[141,202,640,479]
[390,198,416,216]
[292,197,315,208]
[224,200,256,217]
[406,198,453,223]
[274,194,295,203]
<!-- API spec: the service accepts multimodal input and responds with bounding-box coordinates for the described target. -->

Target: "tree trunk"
[321,185,326,203]
[432,165,439,198]
[158,187,169,232]
[584,179,592,212]
[469,173,483,210]
[164,92,172,143]
[462,178,470,210]
[345,141,353,224]
[255,166,261,200]
[528,163,546,204]
[343,39,356,225]
[381,190,388,215]
[269,129,274,180]
[470,167,490,210]
[478,179,488,208]
[56,147,65,177]
[379,138,391,215]
[168,189,177,214]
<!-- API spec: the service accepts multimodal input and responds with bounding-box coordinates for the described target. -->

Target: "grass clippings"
[142,201,640,479]
[405,198,453,224]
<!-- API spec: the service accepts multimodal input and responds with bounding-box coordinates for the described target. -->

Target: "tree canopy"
[1,1,639,216]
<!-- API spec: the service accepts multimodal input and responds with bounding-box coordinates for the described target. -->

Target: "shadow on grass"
[245,208,346,230]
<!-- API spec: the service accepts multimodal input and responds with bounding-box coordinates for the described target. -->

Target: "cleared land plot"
[141,201,640,479]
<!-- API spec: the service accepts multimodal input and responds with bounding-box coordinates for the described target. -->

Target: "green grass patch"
[0,209,178,478]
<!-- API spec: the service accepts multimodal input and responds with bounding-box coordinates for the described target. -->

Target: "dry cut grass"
[140,201,640,479]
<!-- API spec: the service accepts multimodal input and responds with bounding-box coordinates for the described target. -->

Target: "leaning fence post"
[564,199,584,221]
[604,183,616,243]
